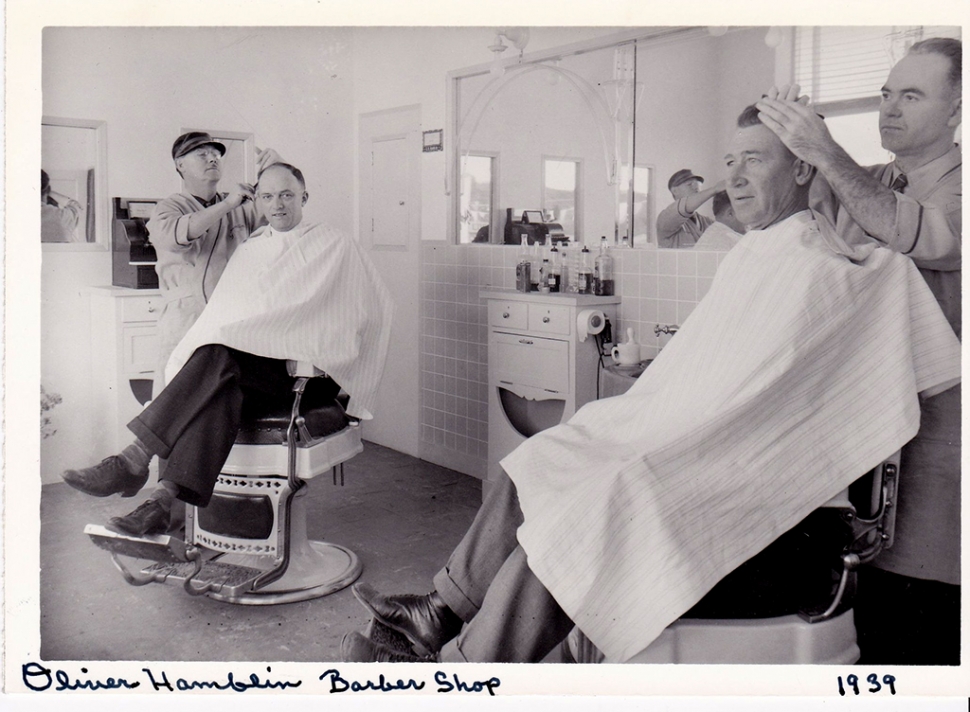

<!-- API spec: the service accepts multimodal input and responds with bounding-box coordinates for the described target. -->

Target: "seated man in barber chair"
[343,105,961,664]
[63,163,392,537]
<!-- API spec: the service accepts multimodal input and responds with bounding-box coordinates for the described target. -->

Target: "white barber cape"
[165,221,393,420]
[502,210,961,663]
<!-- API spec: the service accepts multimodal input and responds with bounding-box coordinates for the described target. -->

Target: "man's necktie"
[890,173,908,193]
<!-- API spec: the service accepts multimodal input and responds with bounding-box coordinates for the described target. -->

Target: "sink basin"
[608,359,652,379]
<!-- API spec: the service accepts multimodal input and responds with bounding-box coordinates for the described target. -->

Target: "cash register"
[503,208,566,245]
[112,197,159,289]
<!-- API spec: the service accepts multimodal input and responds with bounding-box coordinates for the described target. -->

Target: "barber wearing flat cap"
[148,132,281,389]
[656,168,725,248]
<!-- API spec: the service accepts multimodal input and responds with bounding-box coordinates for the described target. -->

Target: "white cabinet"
[89,287,162,456]
[482,289,619,492]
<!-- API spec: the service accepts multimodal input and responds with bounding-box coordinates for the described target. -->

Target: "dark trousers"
[855,566,960,665]
[433,471,574,662]
[129,344,336,507]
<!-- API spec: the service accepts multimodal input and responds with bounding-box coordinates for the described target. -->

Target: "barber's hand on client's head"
[255,146,283,173]
[756,84,837,167]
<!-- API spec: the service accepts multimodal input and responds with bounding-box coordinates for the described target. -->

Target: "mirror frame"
[445,27,700,246]
[41,116,109,251]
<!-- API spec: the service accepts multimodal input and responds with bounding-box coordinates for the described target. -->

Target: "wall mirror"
[41,116,108,249]
[449,27,778,249]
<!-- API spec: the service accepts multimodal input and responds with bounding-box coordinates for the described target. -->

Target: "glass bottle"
[516,235,531,293]
[577,245,592,294]
[539,258,551,293]
[548,245,561,293]
[530,239,543,292]
[594,236,614,296]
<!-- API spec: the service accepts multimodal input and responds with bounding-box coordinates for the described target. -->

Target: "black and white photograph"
[5,1,969,709]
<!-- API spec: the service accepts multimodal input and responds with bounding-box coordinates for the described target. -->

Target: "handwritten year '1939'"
[837,673,896,696]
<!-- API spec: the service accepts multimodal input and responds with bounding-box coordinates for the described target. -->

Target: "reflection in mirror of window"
[825,111,894,167]
[542,158,579,242]
[459,154,494,244]
[631,165,653,246]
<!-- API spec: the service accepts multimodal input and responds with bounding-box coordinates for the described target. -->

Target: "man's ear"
[947,96,962,128]
[793,158,816,187]
[302,192,309,206]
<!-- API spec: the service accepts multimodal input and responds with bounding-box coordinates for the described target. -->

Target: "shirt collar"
[893,144,961,186]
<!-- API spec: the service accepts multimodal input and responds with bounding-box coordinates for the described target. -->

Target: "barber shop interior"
[37,24,962,669]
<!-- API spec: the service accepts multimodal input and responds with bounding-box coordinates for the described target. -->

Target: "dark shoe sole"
[62,470,148,498]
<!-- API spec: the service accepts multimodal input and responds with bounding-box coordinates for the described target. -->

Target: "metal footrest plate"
[143,560,265,594]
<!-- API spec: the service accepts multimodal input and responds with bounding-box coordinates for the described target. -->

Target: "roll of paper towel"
[577,309,606,342]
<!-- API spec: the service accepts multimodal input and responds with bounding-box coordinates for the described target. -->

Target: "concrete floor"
[40,442,481,662]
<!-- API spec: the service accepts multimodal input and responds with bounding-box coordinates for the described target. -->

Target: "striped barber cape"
[165,221,393,420]
[502,210,961,662]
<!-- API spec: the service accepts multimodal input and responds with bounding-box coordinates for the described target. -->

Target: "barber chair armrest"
[287,360,326,378]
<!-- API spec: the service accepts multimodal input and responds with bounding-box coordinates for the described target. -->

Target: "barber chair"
[564,454,900,664]
[84,362,364,605]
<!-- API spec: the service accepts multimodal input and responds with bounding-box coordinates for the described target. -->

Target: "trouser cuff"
[433,567,479,623]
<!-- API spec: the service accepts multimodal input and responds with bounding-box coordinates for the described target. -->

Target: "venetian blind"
[794,26,962,105]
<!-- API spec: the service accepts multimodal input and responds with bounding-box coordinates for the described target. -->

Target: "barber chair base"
[567,609,859,664]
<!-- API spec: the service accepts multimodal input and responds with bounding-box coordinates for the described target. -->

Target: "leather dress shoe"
[106,498,172,537]
[62,456,149,498]
[352,582,462,655]
[341,631,436,663]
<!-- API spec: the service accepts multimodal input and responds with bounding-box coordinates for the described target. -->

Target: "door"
[358,105,421,456]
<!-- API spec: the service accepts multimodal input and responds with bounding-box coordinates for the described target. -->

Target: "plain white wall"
[40,27,356,482]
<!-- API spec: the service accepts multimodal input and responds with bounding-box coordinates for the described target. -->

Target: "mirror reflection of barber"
[147,131,282,390]
[656,169,726,248]
[40,169,84,243]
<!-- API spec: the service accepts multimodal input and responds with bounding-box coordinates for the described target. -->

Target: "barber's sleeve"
[892,193,961,271]
[148,200,195,248]
[656,198,692,243]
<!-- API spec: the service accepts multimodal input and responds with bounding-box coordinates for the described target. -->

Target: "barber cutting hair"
[756,37,961,666]
[149,132,283,390]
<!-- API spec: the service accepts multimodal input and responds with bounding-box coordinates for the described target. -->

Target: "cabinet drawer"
[488,300,528,330]
[122,295,163,323]
[528,304,571,335]
[492,332,569,394]
[123,324,160,375]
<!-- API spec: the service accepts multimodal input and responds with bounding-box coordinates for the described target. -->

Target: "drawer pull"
[518,339,534,345]
[147,306,156,313]
[503,312,510,319]
[499,380,513,386]
[542,316,550,323]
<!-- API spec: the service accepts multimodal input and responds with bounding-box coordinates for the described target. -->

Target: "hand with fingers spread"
[755,85,838,168]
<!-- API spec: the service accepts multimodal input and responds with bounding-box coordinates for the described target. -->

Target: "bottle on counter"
[619,234,631,249]
[577,245,592,294]
[548,245,562,293]
[594,236,614,296]
[539,258,552,293]
[516,235,532,293]
[530,239,543,292]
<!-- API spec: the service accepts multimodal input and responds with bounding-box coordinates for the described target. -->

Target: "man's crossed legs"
[344,472,574,662]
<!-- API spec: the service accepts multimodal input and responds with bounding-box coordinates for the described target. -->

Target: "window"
[458,153,496,243]
[542,158,580,241]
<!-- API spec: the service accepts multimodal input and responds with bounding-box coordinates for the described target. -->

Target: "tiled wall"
[418,243,730,478]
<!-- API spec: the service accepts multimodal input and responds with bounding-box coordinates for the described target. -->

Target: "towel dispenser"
[112,197,159,289]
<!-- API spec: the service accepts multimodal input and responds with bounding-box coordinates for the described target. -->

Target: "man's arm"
[179,184,255,241]
[756,92,960,268]
[656,182,724,243]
